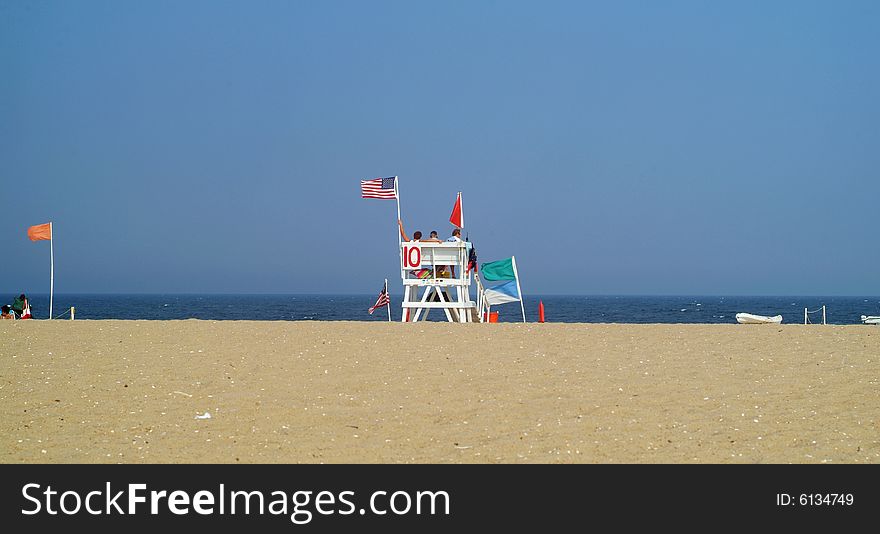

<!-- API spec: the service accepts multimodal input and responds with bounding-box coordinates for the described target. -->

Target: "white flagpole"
[511,256,526,323]
[49,222,54,320]
[459,191,463,229]
[394,177,402,233]
[394,177,402,322]
[385,278,391,322]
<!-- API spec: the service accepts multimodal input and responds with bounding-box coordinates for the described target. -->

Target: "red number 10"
[403,246,421,268]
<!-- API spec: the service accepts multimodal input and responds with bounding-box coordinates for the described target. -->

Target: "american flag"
[361,176,397,199]
[368,283,390,314]
[466,243,478,274]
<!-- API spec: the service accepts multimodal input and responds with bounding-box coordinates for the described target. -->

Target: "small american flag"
[361,176,397,199]
[368,282,390,314]
[466,242,478,274]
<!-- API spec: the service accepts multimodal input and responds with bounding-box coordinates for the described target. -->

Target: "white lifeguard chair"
[399,241,477,322]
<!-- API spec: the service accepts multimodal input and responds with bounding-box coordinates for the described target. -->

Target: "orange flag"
[449,192,463,228]
[28,223,52,241]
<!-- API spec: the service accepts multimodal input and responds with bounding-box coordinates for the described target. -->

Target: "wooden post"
[70,306,75,320]
[804,308,808,325]
[822,305,826,325]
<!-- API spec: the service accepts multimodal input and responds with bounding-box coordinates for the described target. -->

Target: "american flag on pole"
[361,176,397,199]
[368,282,391,314]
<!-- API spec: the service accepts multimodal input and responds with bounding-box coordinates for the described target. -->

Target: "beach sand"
[1,320,877,464]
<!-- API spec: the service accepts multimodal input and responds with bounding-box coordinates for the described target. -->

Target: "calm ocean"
[9,294,880,325]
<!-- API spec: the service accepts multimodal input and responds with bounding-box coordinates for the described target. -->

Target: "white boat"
[860,315,880,325]
[736,312,782,324]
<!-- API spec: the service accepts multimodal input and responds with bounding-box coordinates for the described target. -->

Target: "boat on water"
[860,315,880,325]
[736,312,782,324]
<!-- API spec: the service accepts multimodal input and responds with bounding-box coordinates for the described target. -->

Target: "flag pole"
[49,222,54,320]
[459,192,463,229]
[385,279,391,322]
[395,177,402,233]
[511,255,526,323]
[394,177,401,321]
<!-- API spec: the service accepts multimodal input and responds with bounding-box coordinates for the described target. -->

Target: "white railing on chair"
[474,273,488,323]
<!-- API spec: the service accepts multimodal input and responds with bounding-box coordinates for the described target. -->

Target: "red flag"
[449,192,463,228]
[28,223,52,241]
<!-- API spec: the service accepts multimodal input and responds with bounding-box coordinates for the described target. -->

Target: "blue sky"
[2,1,878,295]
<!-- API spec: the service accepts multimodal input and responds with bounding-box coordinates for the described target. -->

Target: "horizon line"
[5,291,880,298]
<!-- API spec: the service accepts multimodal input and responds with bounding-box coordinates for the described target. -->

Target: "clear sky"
[2,1,878,295]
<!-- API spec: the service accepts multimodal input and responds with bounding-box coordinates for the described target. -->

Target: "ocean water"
[8,294,880,325]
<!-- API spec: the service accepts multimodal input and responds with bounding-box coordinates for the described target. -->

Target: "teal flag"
[481,258,515,281]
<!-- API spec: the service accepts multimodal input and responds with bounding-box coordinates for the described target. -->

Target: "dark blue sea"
[10,294,880,325]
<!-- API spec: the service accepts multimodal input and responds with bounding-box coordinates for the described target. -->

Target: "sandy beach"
[1,320,877,464]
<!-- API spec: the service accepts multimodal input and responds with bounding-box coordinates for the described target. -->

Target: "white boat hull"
[861,315,880,325]
[736,313,782,324]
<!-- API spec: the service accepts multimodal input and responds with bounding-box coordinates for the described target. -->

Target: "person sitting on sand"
[1,305,12,319]
[11,294,27,317]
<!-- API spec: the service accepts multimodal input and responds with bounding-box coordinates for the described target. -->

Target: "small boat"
[736,312,782,324]
[860,315,880,325]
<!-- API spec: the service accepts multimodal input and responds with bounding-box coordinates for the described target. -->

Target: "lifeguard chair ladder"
[400,241,477,322]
